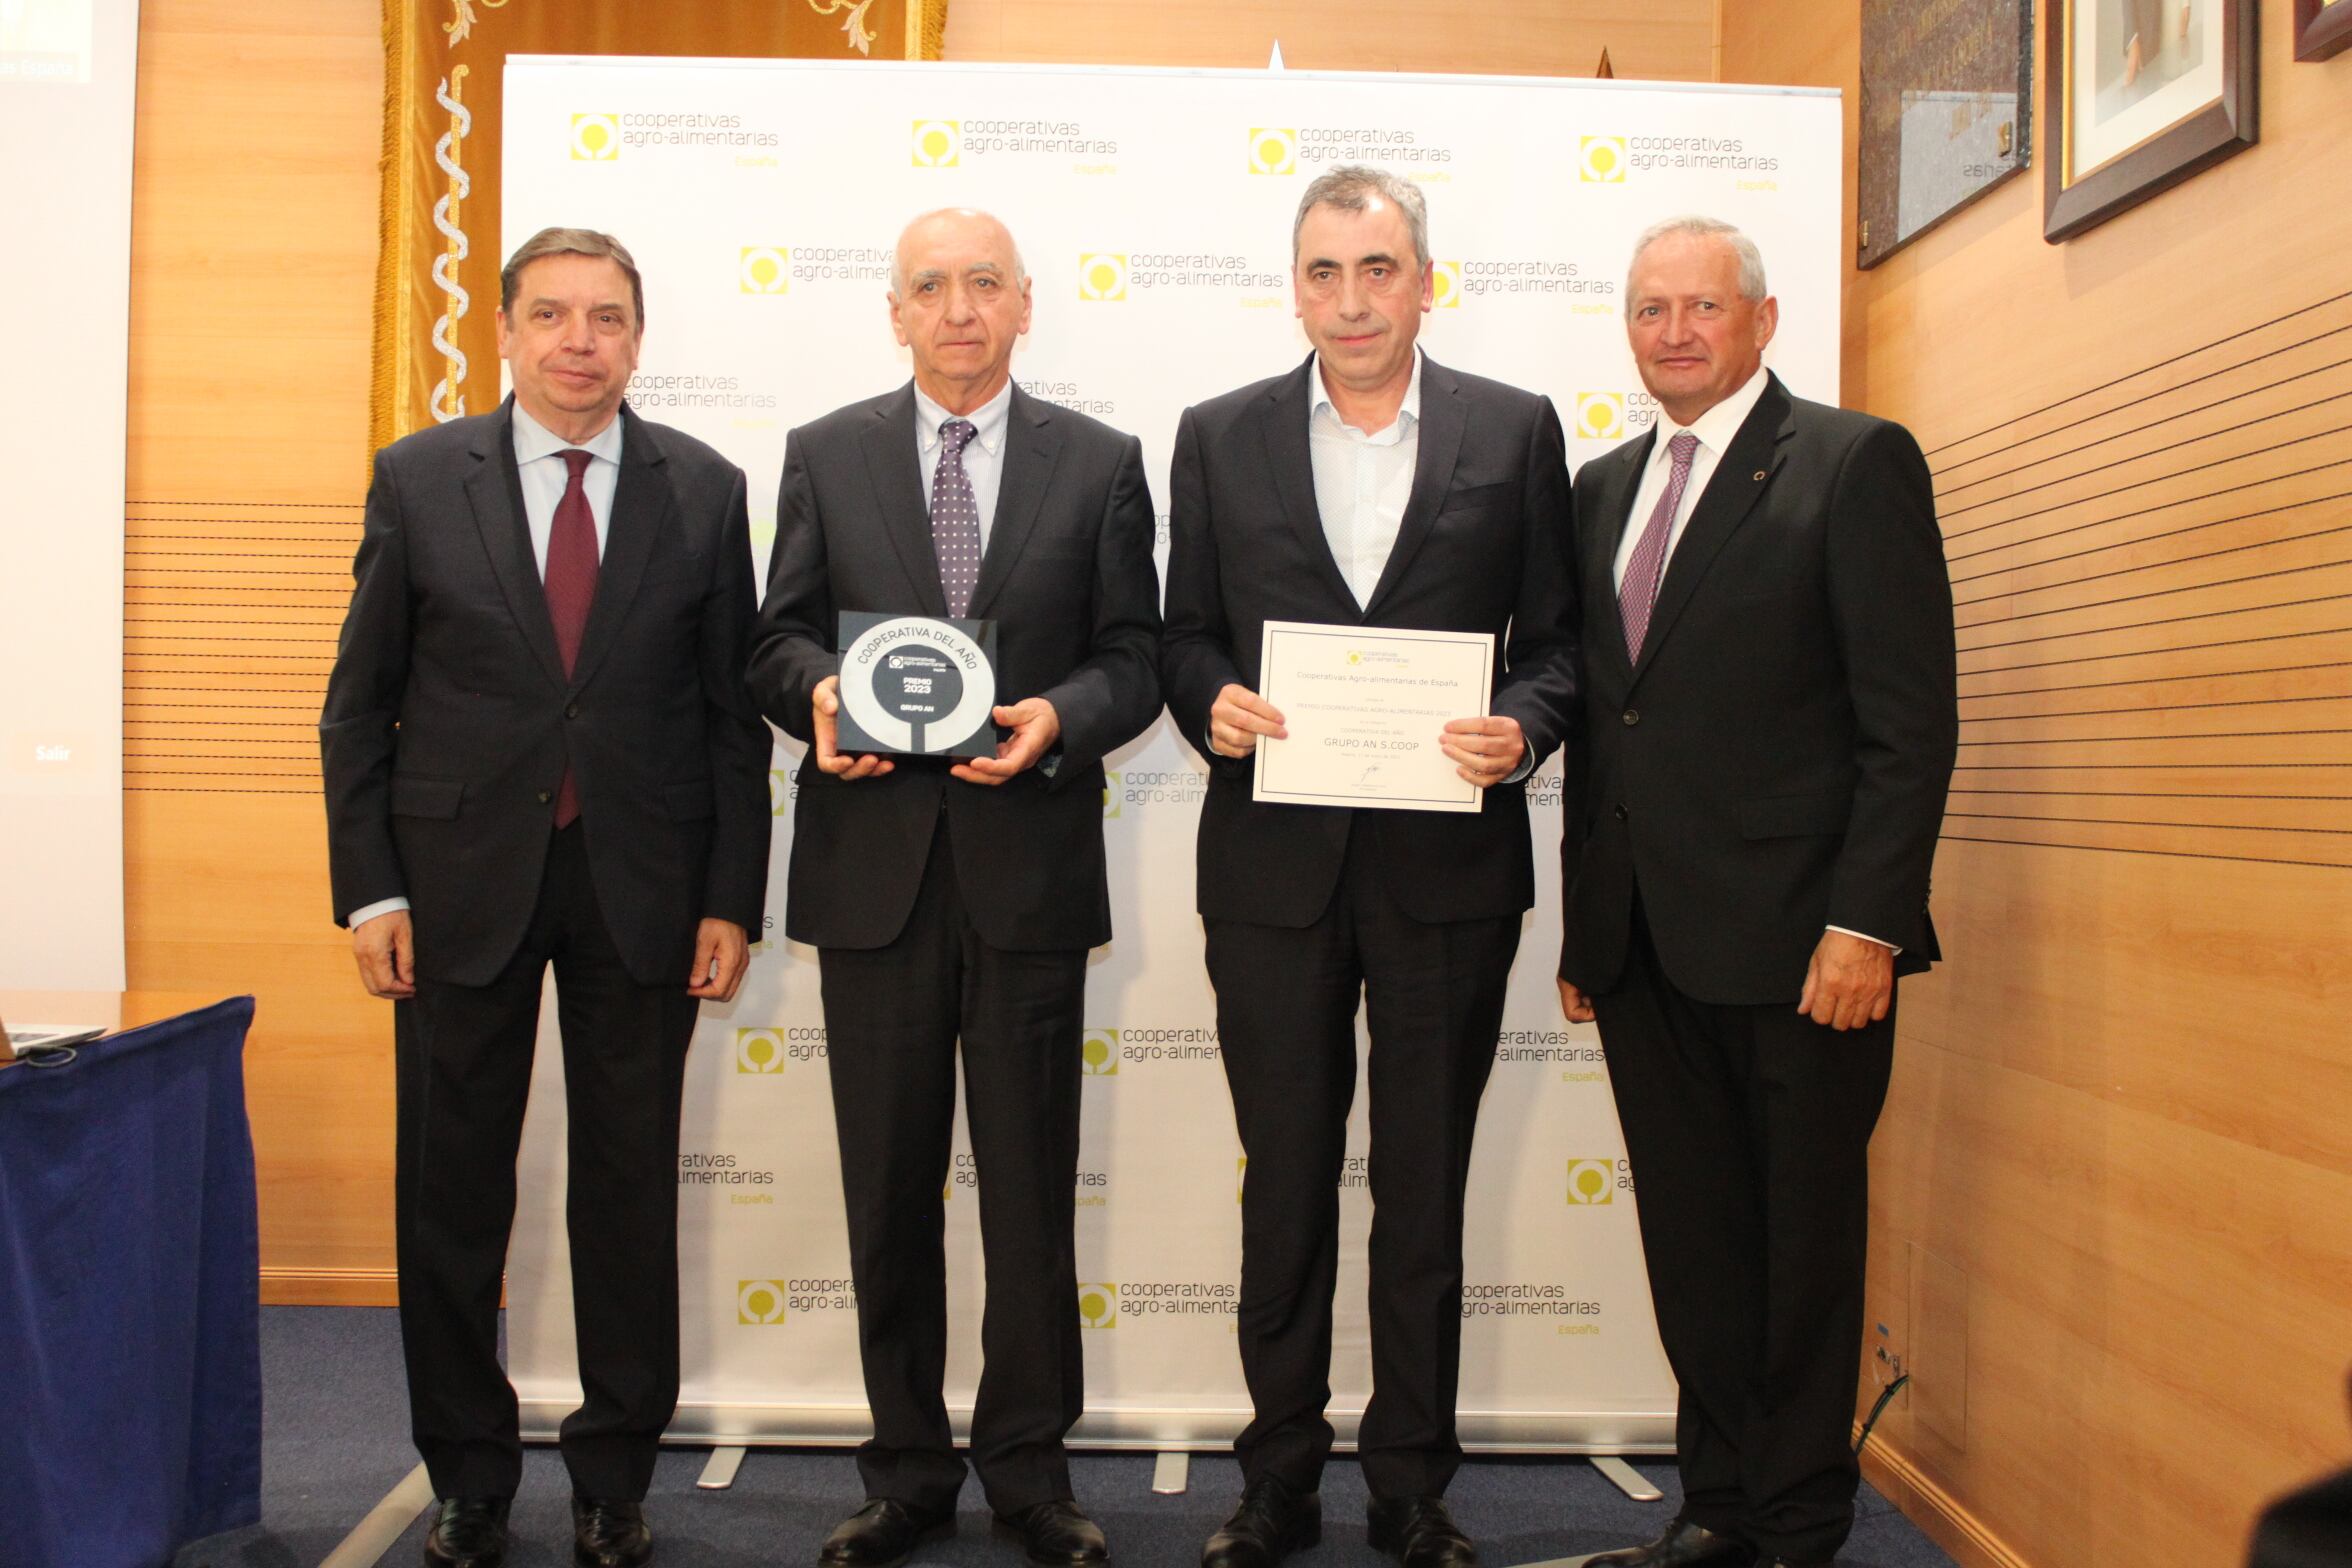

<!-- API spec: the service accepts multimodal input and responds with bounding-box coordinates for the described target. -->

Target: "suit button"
[1613,803,1628,821]
[1622,709,1640,727]
[536,789,552,804]
[565,702,580,720]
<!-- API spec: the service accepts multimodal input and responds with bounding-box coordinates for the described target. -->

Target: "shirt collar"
[1652,365,1770,468]
[914,375,1015,458]
[510,399,625,468]
[1310,347,1424,439]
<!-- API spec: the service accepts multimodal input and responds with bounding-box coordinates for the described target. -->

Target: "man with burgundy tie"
[746,207,1160,1568]
[1559,217,1957,1568]
[321,228,771,1568]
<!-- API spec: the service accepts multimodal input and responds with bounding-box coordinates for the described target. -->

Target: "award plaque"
[835,611,1000,760]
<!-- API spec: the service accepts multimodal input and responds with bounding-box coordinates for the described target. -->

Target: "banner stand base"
[698,1447,747,1491]
[1587,1454,1664,1502]
[1151,1452,1189,1495]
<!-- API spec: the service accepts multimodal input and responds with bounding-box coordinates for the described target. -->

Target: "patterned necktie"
[543,447,599,828]
[1618,430,1700,662]
[929,417,982,617]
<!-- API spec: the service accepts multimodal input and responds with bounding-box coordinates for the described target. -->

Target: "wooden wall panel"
[125,0,392,1301]
[942,0,1714,79]
[1721,4,2352,1567]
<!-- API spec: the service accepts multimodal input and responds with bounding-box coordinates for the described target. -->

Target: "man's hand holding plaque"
[832,611,1002,763]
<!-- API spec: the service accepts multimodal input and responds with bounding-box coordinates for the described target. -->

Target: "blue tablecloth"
[0,997,261,1568]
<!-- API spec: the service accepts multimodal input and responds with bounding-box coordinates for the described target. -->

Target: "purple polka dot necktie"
[929,418,982,617]
[1619,430,1699,662]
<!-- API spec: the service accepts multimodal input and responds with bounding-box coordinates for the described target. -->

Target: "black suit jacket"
[319,399,773,989]
[1558,373,1958,1005]
[1161,353,1577,929]
[747,383,1162,952]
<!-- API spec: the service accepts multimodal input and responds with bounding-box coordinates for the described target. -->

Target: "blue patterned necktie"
[929,417,981,616]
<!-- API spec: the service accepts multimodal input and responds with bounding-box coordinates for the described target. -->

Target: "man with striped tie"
[747,207,1161,1568]
[1560,217,1958,1568]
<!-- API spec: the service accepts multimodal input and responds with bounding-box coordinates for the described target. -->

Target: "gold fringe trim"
[368,0,412,458]
[920,0,947,59]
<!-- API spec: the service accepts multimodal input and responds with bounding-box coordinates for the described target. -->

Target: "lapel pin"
[1752,469,1767,481]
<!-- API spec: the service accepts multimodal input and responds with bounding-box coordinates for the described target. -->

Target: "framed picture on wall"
[2294,0,2352,60]
[2043,0,2257,241]
[1857,0,2034,268]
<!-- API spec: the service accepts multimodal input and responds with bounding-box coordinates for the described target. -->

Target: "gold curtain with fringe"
[373,0,948,449]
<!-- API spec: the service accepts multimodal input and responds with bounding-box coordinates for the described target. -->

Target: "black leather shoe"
[1202,1475,1321,1568]
[571,1496,653,1568]
[423,1497,510,1568]
[819,1499,955,1568]
[994,1499,1109,1568]
[1367,1495,1477,1568]
[1583,1517,1756,1567]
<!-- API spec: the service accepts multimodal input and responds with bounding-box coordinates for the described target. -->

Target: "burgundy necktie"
[1618,430,1699,662]
[544,447,599,828]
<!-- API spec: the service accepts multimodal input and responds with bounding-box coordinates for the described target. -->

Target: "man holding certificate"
[747,207,1162,1568]
[1161,166,1576,1568]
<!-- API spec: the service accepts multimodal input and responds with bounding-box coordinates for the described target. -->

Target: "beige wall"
[1721,5,2352,1567]
[127,0,392,1300]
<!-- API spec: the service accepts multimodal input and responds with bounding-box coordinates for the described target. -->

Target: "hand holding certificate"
[1252,621,1497,812]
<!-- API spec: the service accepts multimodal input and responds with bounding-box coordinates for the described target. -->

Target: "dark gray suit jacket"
[1559,373,1959,1004]
[319,398,773,988]
[747,382,1162,952]
[1160,352,1579,929]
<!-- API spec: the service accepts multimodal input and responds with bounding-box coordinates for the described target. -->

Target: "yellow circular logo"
[1078,253,1128,301]
[739,247,789,295]
[1248,127,1297,175]
[911,119,961,167]
[571,113,619,161]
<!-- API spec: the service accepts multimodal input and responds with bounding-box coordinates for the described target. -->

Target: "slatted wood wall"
[127,500,351,796]
[1940,291,2352,870]
[1722,6,2352,1568]
[124,0,390,1300]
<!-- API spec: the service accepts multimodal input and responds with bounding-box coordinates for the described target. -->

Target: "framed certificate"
[835,611,999,759]
[1252,621,1495,813]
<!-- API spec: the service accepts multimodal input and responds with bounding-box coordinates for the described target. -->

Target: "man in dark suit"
[1560,217,1957,1568]
[320,228,771,1568]
[746,207,1160,1568]
[1161,166,1576,1568]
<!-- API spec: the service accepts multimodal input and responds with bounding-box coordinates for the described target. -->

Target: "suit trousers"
[817,813,1088,1516]
[1205,816,1518,1500]
[1592,900,1895,1564]
[393,821,699,1502]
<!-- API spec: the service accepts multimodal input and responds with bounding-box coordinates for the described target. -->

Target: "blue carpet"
[176,1307,1956,1568]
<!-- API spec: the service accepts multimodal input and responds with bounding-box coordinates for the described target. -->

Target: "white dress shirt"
[1609,367,1894,953]
[346,403,624,929]
[1611,364,1768,592]
[512,400,623,571]
[914,375,1014,548]
[1291,351,1531,785]
[1308,349,1422,608]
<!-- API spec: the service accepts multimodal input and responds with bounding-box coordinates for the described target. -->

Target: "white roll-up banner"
[0,0,136,991]
[498,56,1841,1451]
